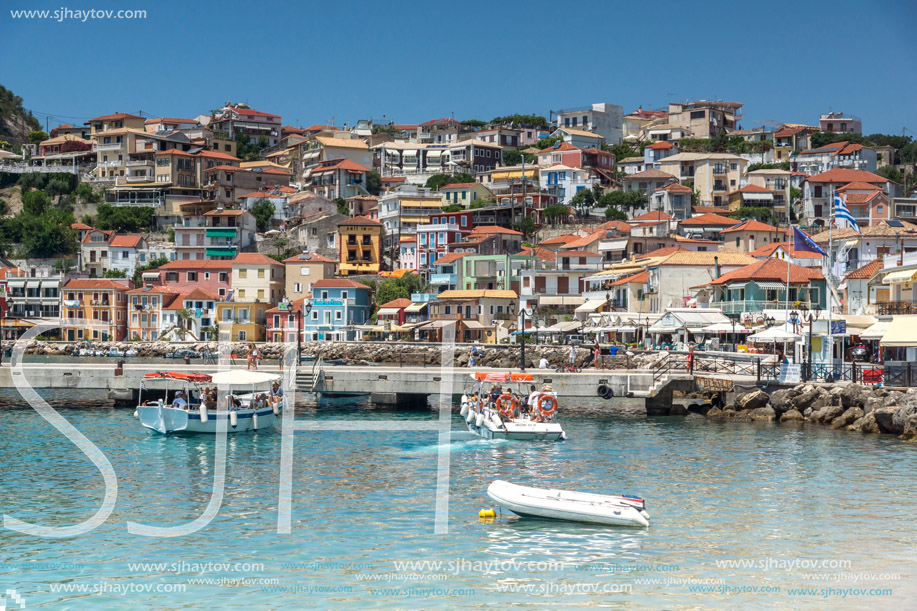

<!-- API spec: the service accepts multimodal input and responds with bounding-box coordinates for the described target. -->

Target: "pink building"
[154,260,233,300]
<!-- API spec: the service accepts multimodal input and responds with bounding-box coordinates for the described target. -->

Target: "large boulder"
[780,409,805,423]
[873,407,900,434]
[864,395,885,414]
[706,407,724,420]
[892,402,917,433]
[792,385,829,412]
[735,389,769,411]
[768,388,797,414]
[812,404,845,424]
[830,407,864,430]
[829,384,865,409]
[750,406,776,421]
[847,412,881,434]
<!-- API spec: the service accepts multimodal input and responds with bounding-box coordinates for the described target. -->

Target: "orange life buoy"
[496,394,517,418]
[537,393,557,417]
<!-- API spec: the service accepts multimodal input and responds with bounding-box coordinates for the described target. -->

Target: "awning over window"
[206,248,236,257]
[861,319,890,341]
[883,269,917,283]
[880,316,917,347]
[538,296,583,306]
[206,228,237,238]
[376,307,401,316]
[755,282,787,290]
[575,299,607,313]
[405,302,428,313]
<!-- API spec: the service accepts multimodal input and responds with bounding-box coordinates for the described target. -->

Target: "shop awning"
[600,238,629,251]
[426,150,443,158]
[861,319,890,341]
[462,320,490,330]
[880,316,917,347]
[376,307,401,316]
[405,302,428,313]
[755,282,787,291]
[575,299,607,313]
[538,296,583,306]
[883,269,917,283]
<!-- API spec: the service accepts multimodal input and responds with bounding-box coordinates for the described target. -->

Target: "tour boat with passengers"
[461,372,565,441]
[135,370,286,434]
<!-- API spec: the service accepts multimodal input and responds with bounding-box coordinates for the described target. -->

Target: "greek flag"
[834,192,860,232]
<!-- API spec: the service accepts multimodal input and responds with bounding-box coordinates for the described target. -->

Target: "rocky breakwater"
[707,383,917,441]
[25,340,666,370]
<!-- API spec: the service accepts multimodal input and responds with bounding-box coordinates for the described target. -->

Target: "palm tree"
[176,308,193,341]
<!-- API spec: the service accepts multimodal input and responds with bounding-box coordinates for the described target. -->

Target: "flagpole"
[827,189,835,371]
[785,220,791,315]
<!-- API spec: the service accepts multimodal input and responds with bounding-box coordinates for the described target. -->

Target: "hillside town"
[1,97,916,369]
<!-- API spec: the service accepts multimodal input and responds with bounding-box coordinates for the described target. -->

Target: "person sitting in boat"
[172,391,188,410]
[532,384,557,423]
[202,389,217,409]
[254,393,270,409]
[217,394,230,410]
[490,385,502,409]
[269,381,284,404]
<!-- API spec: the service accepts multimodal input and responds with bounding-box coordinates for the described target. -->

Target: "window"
[238,289,245,299]
[238,330,246,341]
[294,283,302,292]
[730,163,738,171]
[461,216,467,227]
[445,305,451,315]
[878,205,884,214]
[187,272,197,282]
[335,311,342,320]
[257,289,265,300]
[300,266,310,276]
[239,269,247,278]
[219,272,228,283]
[321,291,328,299]
[311,310,318,320]
[257,269,265,279]
[690,110,706,120]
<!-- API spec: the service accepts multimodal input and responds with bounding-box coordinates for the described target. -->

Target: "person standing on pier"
[569,345,576,368]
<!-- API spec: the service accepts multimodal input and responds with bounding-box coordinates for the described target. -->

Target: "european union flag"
[793,227,827,256]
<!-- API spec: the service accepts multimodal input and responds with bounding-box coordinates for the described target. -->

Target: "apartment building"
[231,253,284,305]
[555,103,624,145]
[658,152,747,206]
[211,103,282,146]
[283,251,336,301]
[338,216,384,276]
[60,278,132,341]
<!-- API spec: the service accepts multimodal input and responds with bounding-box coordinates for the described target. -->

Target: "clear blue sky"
[3,0,915,135]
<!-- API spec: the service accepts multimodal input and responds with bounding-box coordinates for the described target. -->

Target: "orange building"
[61,279,133,342]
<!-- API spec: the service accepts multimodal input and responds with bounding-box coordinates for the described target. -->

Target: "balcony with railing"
[95,142,123,151]
[717,300,816,315]
[430,273,457,286]
[877,301,917,316]
[126,159,154,167]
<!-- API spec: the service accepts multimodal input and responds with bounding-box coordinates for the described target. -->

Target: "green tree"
[570,188,596,211]
[461,119,486,129]
[132,256,170,286]
[809,131,871,149]
[366,274,429,312]
[597,190,646,211]
[22,189,51,216]
[27,130,49,144]
[732,206,776,225]
[96,203,154,232]
[332,197,348,216]
[514,216,536,237]
[442,204,463,213]
[604,207,627,220]
[747,161,791,172]
[543,204,569,221]
[103,269,127,278]
[607,143,641,160]
[489,114,550,130]
[424,173,474,191]
[501,150,537,166]
[535,136,562,150]
[251,199,276,232]
[366,170,382,195]
[46,178,72,205]
[19,208,77,256]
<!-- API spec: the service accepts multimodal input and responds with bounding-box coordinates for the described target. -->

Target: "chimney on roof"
[713,255,720,279]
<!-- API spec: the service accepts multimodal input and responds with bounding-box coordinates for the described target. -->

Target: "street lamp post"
[797,305,820,380]
[300,301,313,359]
[789,310,800,364]
[510,301,536,371]
[726,312,741,352]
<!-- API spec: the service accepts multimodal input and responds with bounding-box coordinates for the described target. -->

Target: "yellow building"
[231,253,285,304]
[338,215,383,276]
[282,251,337,301]
[439,182,493,207]
[658,152,747,207]
[215,301,269,342]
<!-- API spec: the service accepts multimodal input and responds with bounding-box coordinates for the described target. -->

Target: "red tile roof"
[439,182,479,190]
[339,215,382,226]
[518,246,556,261]
[303,124,333,131]
[109,234,144,248]
[631,210,673,222]
[232,253,283,266]
[146,117,197,125]
[539,234,579,245]
[644,246,688,258]
[179,287,221,300]
[646,141,675,150]
[691,206,732,215]
[708,258,824,286]
[127,284,180,295]
[719,219,780,234]
[557,250,602,257]
[748,242,823,259]
[282,252,336,263]
[433,252,469,264]
[159,260,232,270]
[197,150,242,161]
[86,112,144,123]
[311,279,370,289]
[380,298,413,309]
[846,258,883,280]
[594,220,633,234]
[419,118,461,126]
[806,169,890,184]
[625,169,676,180]
[680,213,739,226]
[71,222,92,230]
[228,107,281,119]
[63,279,132,290]
[656,183,692,194]
[612,271,648,285]
[469,225,522,236]
[312,159,369,173]
[155,148,194,156]
[775,126,807,138]
[537,142,580,155]
[727,184,774,195]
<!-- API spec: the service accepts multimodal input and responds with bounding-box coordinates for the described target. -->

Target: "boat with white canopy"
[461,372,565,441]
[136,370,286,434]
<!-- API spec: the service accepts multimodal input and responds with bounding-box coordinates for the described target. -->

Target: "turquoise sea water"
[1,390,916,610]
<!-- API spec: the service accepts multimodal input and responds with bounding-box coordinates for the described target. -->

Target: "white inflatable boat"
[486,480,649,527]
